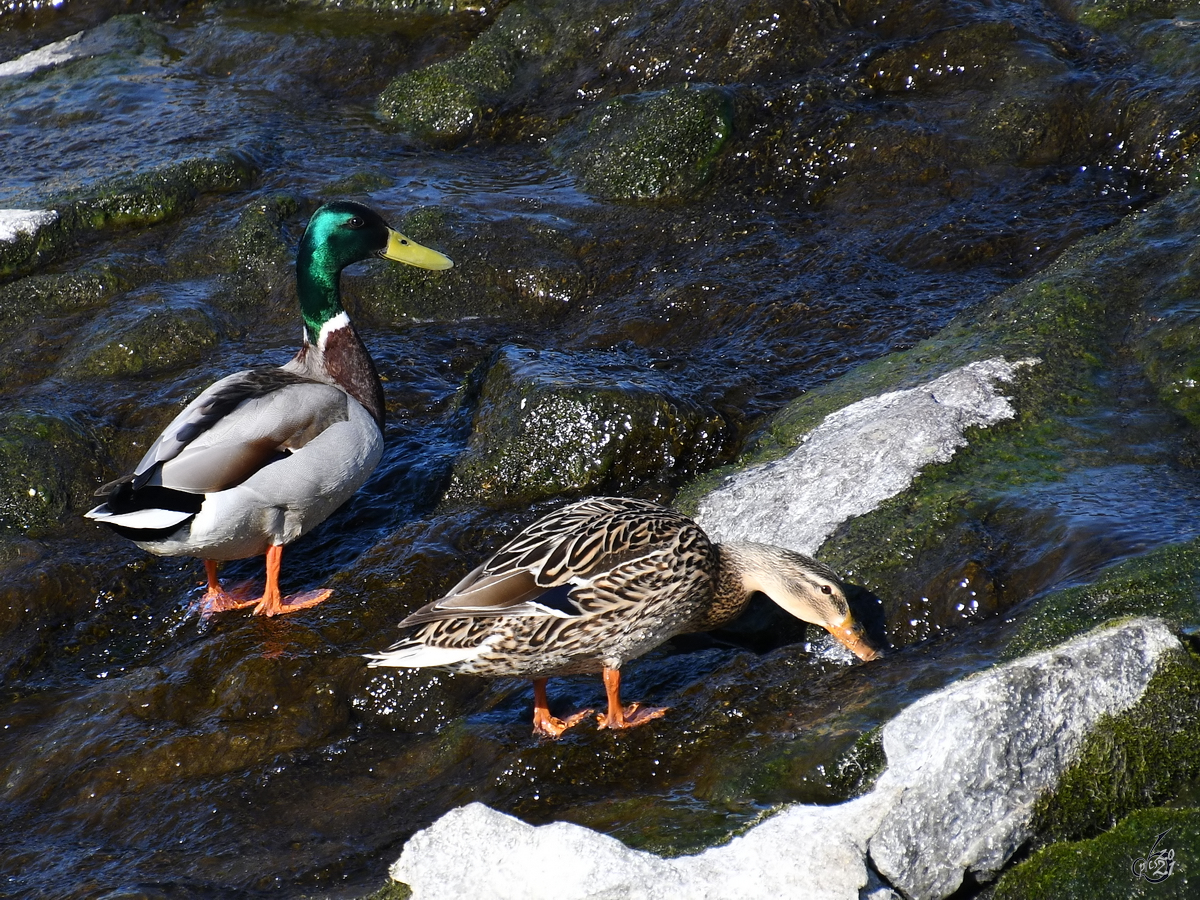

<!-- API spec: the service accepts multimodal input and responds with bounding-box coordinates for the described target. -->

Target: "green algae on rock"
[0,268,127,390]
[0,409,102,537]
[56,294,224,381]
[1004,540,1200,660]
[1024,646,1200,847]
[0,153,258,278]
[1071,0,1191,33]
[549,84,734,200]
[377,0,553,142]
[994,806,1200,899]
[441,345,732,507]
[212,192,299,275]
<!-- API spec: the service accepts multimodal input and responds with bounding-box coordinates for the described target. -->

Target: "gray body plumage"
[85,335,383,559]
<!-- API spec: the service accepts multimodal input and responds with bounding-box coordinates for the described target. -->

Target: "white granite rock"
[391,617,1180,900]
[696,357,1039,554]
[869,616,1178,898]
[0,27,120,78]
[0,209,58,244]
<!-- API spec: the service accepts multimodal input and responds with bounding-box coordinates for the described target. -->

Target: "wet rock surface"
[393,618,1180,900]
[549,84,735,200]
[442,345,733,507]
[694,357,1034,554]
[3,0,1200,897]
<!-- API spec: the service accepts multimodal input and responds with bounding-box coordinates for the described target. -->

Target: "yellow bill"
[381,228,454,270]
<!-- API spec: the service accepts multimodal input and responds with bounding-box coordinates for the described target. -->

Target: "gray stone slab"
[696,357,1038,554]
[390,618,1179,900]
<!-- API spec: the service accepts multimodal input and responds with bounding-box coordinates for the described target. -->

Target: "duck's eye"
[347,216,365,229]
[821,585,833,594]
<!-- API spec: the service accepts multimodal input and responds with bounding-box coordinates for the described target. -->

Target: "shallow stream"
[3,0,1200,896]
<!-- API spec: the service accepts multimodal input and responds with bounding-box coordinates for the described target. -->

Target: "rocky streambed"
[3,0,1200,898]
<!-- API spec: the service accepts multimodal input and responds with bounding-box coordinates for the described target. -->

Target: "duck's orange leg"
[596,666,668,730]
[249,544,332,617]
[530,678,592,739]
[197,559,257,618]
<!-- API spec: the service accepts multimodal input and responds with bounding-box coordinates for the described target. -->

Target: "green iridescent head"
[296,200,452,341]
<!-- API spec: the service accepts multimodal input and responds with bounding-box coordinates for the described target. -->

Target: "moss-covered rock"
[287,0,483,15]
[2,262,123,312]
[357,880,412,900]
[0,409,103,536]
[353,208,583,323]
[201,191,301,309]
[862,21,1068,97]
[1023,646,1200,848]
[995,806,1200,899]
[1071,0,1190,33]
[441,345,732,507]
[549,84,734,200]
[377,0,553,141]
[0,266,125,343]
[994,643,1200,897]
[1005,541,1200,660]
[57,294,224,381]
[0,153,257,278]
[211,191,299,274]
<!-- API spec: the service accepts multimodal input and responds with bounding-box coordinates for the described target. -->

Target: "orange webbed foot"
[251,587,334,617]
[532,707,593,740]
[596,703,669,730]
[196,582,259,619]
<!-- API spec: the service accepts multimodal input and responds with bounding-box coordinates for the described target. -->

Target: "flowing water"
[2,0,1200,896]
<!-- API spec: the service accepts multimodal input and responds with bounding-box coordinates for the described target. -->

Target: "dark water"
[2,1,1200,897]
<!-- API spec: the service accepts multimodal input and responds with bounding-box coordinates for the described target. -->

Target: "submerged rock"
[358,209,584,323]
[441,345,731,507]
[549,84,734,200]
[0,12,167,79]
[0,409,102,537]
[0,153,257,277]
[57,293,224,381]
[390,618,1180,900]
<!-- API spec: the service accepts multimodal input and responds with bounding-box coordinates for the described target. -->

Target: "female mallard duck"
[85,201,452,617]
[367,496,881,738]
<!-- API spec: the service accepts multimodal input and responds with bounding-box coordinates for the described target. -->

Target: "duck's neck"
[296,241,344,342]
[689,543,757,631]
[289,250,386,427]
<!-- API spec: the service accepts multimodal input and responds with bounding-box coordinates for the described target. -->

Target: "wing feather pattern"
[395,497,709,634]
[95,368,350,498]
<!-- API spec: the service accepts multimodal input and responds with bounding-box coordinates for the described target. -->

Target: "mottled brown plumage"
[367,496,880,737]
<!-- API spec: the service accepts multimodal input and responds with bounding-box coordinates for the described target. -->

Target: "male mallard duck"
[367,496,881,738]
[86,201,452,617]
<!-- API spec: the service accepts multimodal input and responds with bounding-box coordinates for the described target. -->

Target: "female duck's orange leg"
[250,544,332,617]
[596,666,668,730]
[530,678,592,739]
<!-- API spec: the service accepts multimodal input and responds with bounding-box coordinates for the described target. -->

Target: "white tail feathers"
[365,641,483,669]
[84,504,194,530]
